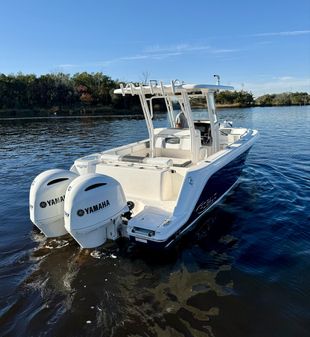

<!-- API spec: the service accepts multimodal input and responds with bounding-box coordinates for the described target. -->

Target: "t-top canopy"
[114,82,234,96]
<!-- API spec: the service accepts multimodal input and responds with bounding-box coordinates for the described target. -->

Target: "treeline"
[215,90,254,106]
[189,90,255,107]
[215,90,310,106]
[198,90,309,107]
[0,72,142,111]
[0,73,309,113]
[255,92,310,106]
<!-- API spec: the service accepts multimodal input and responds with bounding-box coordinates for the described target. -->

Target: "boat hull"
[129,147,251,249]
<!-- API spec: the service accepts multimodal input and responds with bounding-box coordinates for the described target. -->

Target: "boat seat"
[143,157,173,166]
[96,163,175,201]
[154,128,195,151]
[121,155,145,163]
[101,153,173,167]
[154,128,203,160]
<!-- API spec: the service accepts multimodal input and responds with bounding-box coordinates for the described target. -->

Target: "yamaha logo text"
[77,200,110,217]
[40,195,65,208]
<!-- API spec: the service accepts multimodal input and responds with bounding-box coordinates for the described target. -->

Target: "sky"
[0,0,309,97]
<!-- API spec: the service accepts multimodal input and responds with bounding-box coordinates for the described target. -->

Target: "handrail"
[114,81,222,162]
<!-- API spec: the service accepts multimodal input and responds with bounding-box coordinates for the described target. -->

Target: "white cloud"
[210,48,238,54]
[232,77,310,97]
[144,43,239,55]
[252,30,310,37]
[119,55,149,61]
[121,52,183,60]
[144,43,211,53]
[56,42,238,70]
[273,76,294,81]
[92,51,183,67]
[57,64,79,68]
[56,30,309,70]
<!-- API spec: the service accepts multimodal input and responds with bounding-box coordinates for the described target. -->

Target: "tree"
[72,72,116,105]
[215,90,254,106]
[141,71,150,85]
[255,92,310,106]
[255,94,276,106]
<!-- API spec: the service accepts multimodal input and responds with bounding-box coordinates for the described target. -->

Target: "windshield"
[192,109,210,121]
[169,109,210,126]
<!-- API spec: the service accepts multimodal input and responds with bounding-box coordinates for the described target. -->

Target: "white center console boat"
[29,80,259,249]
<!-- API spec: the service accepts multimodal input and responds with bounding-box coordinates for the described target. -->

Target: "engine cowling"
[64,173,128,248]
[29,169,78,237]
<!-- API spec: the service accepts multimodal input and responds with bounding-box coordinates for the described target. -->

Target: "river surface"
[0,106,309,337]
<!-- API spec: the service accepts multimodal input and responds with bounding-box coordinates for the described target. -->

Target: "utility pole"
[213,74,220,86]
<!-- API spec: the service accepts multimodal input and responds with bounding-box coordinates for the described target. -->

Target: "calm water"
[0,106,309,337]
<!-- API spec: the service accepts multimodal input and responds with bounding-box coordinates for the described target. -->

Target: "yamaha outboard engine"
[64,173,128,248]
[30,169,78,237]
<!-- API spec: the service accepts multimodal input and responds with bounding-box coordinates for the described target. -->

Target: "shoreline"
[0,104,308,121]
[0,114,145,121]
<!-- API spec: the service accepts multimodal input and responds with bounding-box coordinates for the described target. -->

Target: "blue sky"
[0,0,309,96]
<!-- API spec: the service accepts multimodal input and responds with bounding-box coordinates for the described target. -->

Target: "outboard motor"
[30,169,78,237]
[64,173,128,248]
